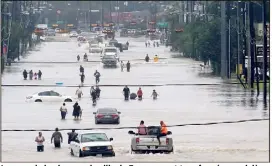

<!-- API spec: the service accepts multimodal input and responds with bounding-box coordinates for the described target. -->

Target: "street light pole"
[262,0,268,101]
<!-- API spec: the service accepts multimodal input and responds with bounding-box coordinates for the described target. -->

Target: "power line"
[3,82,268,87]
[1,118,268,132]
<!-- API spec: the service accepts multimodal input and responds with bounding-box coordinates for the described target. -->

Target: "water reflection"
[206,84,269,111]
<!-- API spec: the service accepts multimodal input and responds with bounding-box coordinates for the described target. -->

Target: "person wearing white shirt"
[35,132,45,152]
[60,103,68,120]
[75,86,83,99]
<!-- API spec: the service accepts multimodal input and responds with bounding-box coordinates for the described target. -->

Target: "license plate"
[105,115,110,118]
[150,146,156,150]
[96,154,102,157]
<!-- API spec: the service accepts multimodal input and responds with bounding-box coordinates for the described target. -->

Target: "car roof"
[78,130,106,135]
[105,47,117,49]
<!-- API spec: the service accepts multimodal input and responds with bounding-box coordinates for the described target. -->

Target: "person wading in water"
[51,128,63,148]
[60,103,68,120]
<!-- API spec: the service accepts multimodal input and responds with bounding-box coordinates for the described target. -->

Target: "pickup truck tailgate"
[137,136,168,146]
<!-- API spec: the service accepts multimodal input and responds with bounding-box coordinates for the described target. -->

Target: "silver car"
[93,108,121,124]
[129,126,173,154]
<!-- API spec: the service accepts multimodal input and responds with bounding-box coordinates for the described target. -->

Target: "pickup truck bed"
[129,128,174,154]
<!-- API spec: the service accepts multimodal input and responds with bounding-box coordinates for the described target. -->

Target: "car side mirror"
[118,112,121,114]
[93,112,96,114]
[74,139,80,143]
[109,138,113,141]
[128,130,135,135]
[167,131,172,135]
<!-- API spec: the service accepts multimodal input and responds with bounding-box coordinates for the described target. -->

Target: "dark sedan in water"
[93,108,121,124]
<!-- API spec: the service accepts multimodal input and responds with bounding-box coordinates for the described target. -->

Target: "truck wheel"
[79,150,84,157]
[70,149,74,156]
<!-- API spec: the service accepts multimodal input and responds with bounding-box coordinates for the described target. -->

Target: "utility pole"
[220,1,228,79]
[248,2,255,89]
[262,0,268,101]
[226,2,231,79]
[101,1,104,29]
[237,2,241,78]
[242,2,247,83]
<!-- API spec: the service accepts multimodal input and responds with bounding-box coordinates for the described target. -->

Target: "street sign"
[256,45,270,56]
[149,21,156,25]
[157,22,168,28]
[57,10,61,14]
[56,21,64,24]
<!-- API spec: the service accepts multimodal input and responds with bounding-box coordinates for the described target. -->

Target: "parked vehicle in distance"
[129,126,173,154]
[93,108,121,124]
[26,90,73,102]
[70,31,78,38]
[70,131,115,157]
[89,44,102,53]
[46,29,56,36]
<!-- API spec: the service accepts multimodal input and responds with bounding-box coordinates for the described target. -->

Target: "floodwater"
[1,35,269,162]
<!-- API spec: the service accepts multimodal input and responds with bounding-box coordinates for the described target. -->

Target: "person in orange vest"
[157,121,168,145]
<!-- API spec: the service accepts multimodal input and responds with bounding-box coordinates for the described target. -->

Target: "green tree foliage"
[169,2,242,75]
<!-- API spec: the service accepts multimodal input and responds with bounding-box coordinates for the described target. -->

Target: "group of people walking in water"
[35,128,78,151]
[145,41,160,48]
[35,119,168,152]
[59,101,83,120]
[23,69,42,80]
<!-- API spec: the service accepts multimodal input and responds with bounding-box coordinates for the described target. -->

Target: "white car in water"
[70,131,115,157]
[26,90,73,102]
[89,44,102,53]
[70,31,78,38]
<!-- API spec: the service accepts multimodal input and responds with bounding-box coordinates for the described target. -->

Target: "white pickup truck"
[70,131,115,157]
[128,126,173,154]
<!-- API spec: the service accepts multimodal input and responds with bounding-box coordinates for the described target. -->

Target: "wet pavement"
[1,35,269,162]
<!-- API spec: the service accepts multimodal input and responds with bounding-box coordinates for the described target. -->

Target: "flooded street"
[1,36,269,162]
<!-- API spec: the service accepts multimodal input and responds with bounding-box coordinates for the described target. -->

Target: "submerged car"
[46,29,56,36]
[26,90,73,102]
[89,44,102,53]
[70,131,115,157]
[70,31,78,38]
[129,126,173,154]
[93,108,121,124]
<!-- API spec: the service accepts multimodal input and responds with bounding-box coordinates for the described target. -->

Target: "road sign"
[56,21,64,24]
[57,10,61,14]
[157,22,168,28]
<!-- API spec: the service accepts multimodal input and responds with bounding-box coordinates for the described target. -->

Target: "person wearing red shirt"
[137,87,143,100]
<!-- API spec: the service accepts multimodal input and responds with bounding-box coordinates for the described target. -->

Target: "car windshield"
[70,31,77,34]
[105,49,117,53]
[91,45,99,48]
[81,133,108,142]
[98,109,116,114]
[48,29,54,32]
[103,55,115,59]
